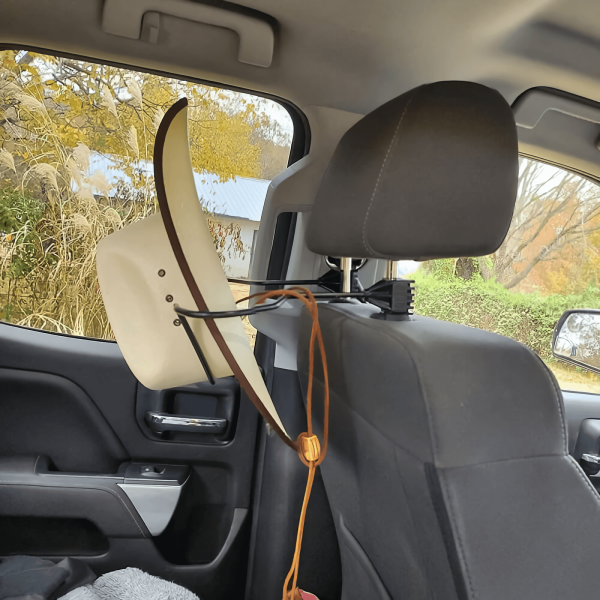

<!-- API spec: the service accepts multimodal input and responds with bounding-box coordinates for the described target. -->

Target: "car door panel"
[0,321,259,598]
[562,391,600,456]
[0,368,128,472]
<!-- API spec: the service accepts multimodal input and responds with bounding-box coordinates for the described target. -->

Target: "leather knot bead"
[300,434,321,463]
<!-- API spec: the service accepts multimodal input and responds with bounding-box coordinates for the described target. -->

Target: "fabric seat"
[298,81,600,599]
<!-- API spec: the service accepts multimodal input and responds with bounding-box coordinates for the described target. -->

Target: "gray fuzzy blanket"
[60,568,199,600]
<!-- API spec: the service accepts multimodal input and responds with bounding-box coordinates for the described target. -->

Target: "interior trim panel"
[0,322,260,599]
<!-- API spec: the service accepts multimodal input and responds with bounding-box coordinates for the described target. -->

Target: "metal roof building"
[195,175,269,222]
[87,153,269,223]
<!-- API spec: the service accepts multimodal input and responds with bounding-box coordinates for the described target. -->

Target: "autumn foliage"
[416,158,600,391]
[0,50,290,337]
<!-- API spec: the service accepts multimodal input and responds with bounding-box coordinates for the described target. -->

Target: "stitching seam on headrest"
[362,89,418,256]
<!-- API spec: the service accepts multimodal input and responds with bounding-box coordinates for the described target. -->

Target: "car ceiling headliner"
[4,0,600,118]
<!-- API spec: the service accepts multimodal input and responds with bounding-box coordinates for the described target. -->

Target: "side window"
[0,50,292,343]
[413,157,600,393]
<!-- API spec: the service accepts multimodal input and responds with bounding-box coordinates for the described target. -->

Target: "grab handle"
[102,0,274,67]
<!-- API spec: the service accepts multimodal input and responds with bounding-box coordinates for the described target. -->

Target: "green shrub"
[413,264,600,361]
[0,188,45,280]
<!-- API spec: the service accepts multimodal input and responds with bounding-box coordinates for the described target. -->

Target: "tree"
[0,50,290,337]
[489,158,600,291]
[1,51,265,183]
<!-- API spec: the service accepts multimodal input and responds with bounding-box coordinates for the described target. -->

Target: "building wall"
[213,215,259,278]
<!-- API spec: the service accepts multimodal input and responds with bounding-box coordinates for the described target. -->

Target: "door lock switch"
[141,465,166,477]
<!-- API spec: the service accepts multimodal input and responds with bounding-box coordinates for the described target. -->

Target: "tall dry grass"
[1,54,160,338]
[1,166,155,338]
[1,191,252,341]
[0,52,267,341]
[0,162,247,339]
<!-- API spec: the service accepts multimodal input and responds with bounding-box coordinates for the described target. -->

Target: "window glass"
[0,50,293,344]
[412,157,600,393]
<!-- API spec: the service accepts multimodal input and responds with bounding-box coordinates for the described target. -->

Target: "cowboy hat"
[96,98,291,445]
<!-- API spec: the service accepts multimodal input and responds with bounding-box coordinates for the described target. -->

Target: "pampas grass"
[26,163,60,192]
[87,171,112,196]
[126,125,139,159]
[0,149,15,173]
[100,84,119,119]
[126,79,143,107]
[1,125,155,338]
[1,186,155,338]
[0,52,252,341]
[16,91,45,114]
[66,157,84,188]
[73,142,91,171]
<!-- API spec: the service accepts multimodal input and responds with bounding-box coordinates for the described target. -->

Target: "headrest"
[306,81,519,260]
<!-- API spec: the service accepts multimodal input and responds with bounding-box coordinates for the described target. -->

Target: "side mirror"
[553,309,600,375]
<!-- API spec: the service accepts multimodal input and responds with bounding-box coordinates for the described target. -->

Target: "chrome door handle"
[581,453,600,476]
[145,412,227,434]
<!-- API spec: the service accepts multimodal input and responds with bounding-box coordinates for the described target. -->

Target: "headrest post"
[340,257,352,293]
[385,260,399,280]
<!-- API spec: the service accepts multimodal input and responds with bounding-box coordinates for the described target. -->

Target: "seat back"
[298,82,600,600]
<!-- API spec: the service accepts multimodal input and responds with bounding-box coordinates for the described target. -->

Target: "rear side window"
[0,50,293,343]
[413,157,600,393]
